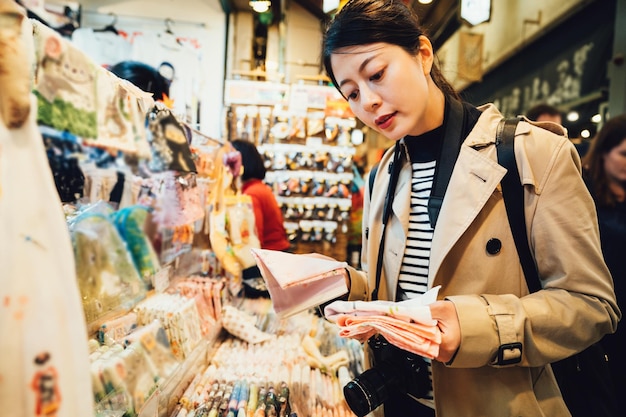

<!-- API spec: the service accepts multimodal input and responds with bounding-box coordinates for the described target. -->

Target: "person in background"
[525,102,591,157]
[230,139,290,254]
[109,60,172,102]
[321,0,620,416]
[526,103,563,124]
[582,114,626,414]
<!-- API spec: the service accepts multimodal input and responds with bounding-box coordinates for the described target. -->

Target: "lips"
[375,112,397,129]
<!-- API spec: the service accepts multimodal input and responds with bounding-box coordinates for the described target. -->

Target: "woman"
[322,1,620,416]
[582,115,626,414]
[230,139,290,253]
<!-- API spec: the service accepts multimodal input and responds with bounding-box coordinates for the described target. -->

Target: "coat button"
[486,238,502,255]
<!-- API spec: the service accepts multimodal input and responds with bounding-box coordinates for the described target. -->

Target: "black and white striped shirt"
[397,126,443,302]
[398,125,444,406]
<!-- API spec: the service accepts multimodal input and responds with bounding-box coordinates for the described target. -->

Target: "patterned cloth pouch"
[94,71,151,157]
[32,20,98,139]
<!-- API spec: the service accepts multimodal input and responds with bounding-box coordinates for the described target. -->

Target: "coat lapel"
[428,145,507,287]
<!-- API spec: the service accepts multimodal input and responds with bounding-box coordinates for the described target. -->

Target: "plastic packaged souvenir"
[111,205,161,283]
[70,210,147,325]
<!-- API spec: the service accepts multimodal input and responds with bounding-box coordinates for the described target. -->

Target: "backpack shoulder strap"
[497,117,542,293]
[368,162,380,200]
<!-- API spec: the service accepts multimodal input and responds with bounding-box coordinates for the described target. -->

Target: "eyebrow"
[338,54,379,88]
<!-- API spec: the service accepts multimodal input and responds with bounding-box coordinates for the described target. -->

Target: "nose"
[361,86,381,112]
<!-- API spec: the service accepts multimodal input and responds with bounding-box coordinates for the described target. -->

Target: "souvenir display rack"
[4,7,364,416]
[224,80,359,261]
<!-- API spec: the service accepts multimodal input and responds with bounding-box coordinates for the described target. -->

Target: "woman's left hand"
[429,300,461,363]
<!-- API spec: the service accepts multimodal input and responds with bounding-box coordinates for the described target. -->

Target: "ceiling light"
[581,129,591,138]
[591,113,602,123]
[566,111,579,122]
[250,0,271,13]
[419,0,434,4]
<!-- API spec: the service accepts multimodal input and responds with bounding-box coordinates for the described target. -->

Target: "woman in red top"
[231,139,290,252]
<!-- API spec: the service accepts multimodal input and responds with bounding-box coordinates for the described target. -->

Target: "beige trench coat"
[345,104,620,417]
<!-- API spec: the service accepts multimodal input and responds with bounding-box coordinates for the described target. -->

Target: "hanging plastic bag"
[225,194,261,269]
[111,205,161,282]
[70,209,148,324]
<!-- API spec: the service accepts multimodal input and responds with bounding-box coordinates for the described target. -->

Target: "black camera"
[343,335,430,417]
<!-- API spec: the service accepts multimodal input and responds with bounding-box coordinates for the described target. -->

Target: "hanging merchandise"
[31,19,153,156]
[0,0,32,129]
[42,131,85,202]
[208,144,257,281]
[70,205,149,325]
[225,194,261,270]
[95,69,152,157]
[145,104,197,173]
[71,14,133,70]
[32,19,98,139]
[131,28,203,125]
[0,95,94,415]
[111,204,161,280]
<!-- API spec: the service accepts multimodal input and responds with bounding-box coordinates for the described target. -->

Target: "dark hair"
[582,114,626,207]
[526,103,561,121]
[231,139,267,181]
[109,60,170,101]
[322,0,458,100]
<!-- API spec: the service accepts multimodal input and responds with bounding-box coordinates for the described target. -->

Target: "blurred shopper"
[526,102,590,156]
[230,139,290,253]
[526,103,563,124]
[582,115,626,414]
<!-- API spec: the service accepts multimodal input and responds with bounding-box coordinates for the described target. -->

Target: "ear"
[417,35,435,75]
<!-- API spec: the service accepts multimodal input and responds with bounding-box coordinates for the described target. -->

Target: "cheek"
[604,153,626,177]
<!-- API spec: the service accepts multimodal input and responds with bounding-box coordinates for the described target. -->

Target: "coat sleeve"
[446,136,621,368]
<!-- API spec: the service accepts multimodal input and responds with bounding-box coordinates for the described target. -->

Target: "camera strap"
[371,98,467,300]
[372,141,402,300]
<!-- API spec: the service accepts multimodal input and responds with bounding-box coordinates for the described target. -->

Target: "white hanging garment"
[0,95,94,416]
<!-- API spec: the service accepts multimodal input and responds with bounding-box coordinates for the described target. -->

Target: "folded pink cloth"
[324,286,441,358]
[251,248,349,318]
[335,314,440,358]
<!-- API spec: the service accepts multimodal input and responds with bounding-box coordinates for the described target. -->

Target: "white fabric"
[0,95,94,416]
[71,28,132,68]
[324,285,440,322]
[131,32,202,122]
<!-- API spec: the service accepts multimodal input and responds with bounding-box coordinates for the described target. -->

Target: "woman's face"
[603,138,626,183]
[330,38,444,140]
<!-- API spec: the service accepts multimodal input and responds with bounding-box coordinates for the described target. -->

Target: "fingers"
[430,300,461,363]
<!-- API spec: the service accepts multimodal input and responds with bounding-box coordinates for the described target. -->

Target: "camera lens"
[343,367,395,417]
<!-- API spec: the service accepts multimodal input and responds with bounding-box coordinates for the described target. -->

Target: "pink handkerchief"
[250,248,349,318]
[323,286,442,358]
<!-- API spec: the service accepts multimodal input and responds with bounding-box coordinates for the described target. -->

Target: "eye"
[370,69,384,81]
[346,89,359,101]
